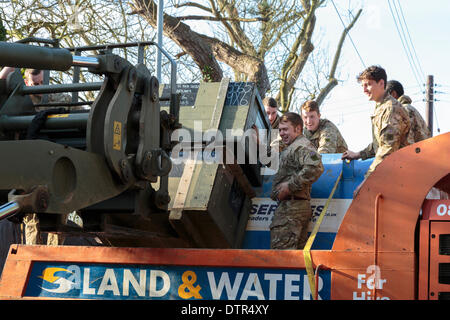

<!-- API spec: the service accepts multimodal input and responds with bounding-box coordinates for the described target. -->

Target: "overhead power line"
[330,0,366,68]
[396,0,426,81]
[387,0,424,90]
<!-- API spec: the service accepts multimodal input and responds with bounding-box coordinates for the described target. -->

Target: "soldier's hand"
[341,150,361,160]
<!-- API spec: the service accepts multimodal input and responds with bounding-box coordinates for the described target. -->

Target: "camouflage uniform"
[271,115,280,130]
[359,92,411,178]
[398,95,431,144]
[269,116,286,152]
[304,118,348,154]
[24,92,82,246]
[270,135,324,249]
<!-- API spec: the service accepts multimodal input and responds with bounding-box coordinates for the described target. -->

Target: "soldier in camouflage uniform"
[270,112,324,249]
[301,100,348,154]
[342,66,411,179]
[386,80,431,144]
[26,69,85,245]
[262,96,285,152]
[23,68,73,108]
[263,97,280,129]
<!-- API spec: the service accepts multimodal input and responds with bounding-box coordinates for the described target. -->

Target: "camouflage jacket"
[33,93,85,112]
[398,95,431,144]
[272,115,280,129]
[304,118,348,153]
[359,92,411,177]
[271,135,324,201]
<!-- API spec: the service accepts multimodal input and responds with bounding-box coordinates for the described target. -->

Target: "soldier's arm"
[412,109,431,141]
[365,110,402,177]
[359,142,375,160]
[0,67,16,79]
[287,149,324,193]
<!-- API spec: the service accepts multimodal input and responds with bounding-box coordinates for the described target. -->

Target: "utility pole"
[426,75,434,136]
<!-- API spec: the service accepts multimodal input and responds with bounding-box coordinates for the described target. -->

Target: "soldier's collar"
[375,91,390,108]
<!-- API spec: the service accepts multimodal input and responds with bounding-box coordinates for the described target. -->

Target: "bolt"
[141,152,152,176]
[150,77,159,102]
[119,159,131,183]
[128,69,137,92]
[114,58,121,72]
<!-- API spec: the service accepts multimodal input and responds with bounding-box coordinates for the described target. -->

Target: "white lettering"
[353,291,366,300]
[437,204,447,216]
[82,268,96,295]
[98,269,120,296]
[264,273,282,300]
[366,265,383,289]
[240,273,264,300]
[357,274,366,289]
[182,304,215,317]
[285,274,300,300]
[67,265,81,290]
[123,269,146,297]
[207,272,243,300]
[302,275,323,300]
[353,266,390,300]
[225,305,234,314]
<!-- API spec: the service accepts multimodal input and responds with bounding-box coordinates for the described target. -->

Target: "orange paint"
[0,133,449,300]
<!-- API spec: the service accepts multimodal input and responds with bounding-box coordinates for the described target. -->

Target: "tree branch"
[278,0,319,112]
[315,8,362,106]
[176,15,267,22]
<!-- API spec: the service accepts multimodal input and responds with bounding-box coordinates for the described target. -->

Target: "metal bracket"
[0,186,49,222]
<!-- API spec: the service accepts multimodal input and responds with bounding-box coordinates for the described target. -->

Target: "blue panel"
[242,231,336,250]
[243,156,373,250]
[25,262,331,300]
[311,154,372,199]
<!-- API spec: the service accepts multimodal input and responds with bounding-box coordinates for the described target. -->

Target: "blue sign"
[242,155,373,250]
[25,262,330,300]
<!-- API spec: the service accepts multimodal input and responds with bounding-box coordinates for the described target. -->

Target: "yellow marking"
[38,267,70,283]
[47,114,69,118]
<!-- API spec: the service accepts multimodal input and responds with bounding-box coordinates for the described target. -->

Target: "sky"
[315,0,450,151]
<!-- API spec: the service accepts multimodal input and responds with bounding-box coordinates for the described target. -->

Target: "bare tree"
[130,0,362,112]
[1,0,362,112]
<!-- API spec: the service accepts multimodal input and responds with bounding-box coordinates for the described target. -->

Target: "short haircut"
[263,97,277,109]
[25,69,43,76]
[301,100,319,113]
[280,112,303,130]
[386,80,404,97]
[357,65,387,88]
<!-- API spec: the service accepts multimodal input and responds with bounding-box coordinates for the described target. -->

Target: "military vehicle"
[0,38,272,250]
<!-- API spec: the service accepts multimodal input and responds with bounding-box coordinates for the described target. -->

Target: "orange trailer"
[0,133,449,300]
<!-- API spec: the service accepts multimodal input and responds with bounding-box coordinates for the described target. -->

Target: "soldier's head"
[263,97,279,125]
[386,80,404,99]
[24,69,44,101]
[300,100,321,132]
[24,69,44,87]
[279,112,303,145]
[357,65,387,102]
